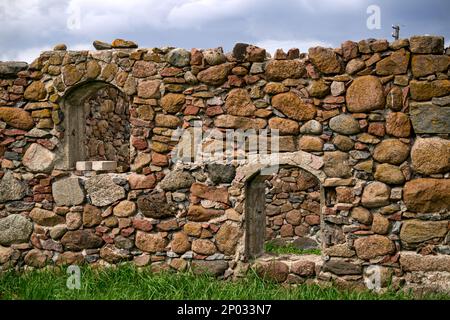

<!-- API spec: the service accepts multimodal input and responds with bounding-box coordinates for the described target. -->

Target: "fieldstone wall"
[84,86,130,172]
[264,166,321,245]
[0,35,449,293]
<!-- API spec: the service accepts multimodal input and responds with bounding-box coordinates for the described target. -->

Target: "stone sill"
[76,161,117,171]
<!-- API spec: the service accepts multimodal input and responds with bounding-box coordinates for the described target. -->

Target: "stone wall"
[84,86,130,172]
[0,35,449,293]
[264,166,321,244]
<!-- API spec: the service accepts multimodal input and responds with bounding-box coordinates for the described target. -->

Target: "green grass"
[264,242,321,255]
[0,264,448,300]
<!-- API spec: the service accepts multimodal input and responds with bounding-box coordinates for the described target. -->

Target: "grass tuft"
[0,264,448,300]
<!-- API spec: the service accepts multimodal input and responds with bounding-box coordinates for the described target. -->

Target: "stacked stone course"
[0,36,449,293]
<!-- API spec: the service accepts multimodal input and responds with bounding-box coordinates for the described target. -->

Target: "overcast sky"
[1,0,449,62]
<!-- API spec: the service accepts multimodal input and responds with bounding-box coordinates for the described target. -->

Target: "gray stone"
[203,48,226,66]
[206,164,236,184]
[300,120,322,135]
[191,260,228,276]
[432,95,450,106]
[137,191,177,218]
[0,171,29,203]
[5,201,35,212]
[25,128,51,138]
[409,35,444,54]
[331,81,345,96]
[159,170,195,191]
[323,151,352,178]
[0,61,28,77]
[167,48,191,67]
[50,225,67,240]
[323,259,362,275]
[410,102,450,134]
[114,235,134,250]
[93,40,112,50]
[22,143,55,173]
[52,177,85,206]
[85,174,126,206]
[293,237,319,250]
[329,114,360,135]
[0,214,33,245]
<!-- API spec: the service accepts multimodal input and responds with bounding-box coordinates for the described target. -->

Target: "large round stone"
[135,231,167,253]
[255,261,289,283]
[373,139,410,165]
[0,214,33,245]
[361,181,390,208]
[329,114,360,135]
[52,177,85,206]
[224,88,255,116]
[323,151,352,178]
[411,137,450,175]
[160,93,185,114]
[85,174,126,207]
[385,112,411,138]
[24,81,47,101]
[22,143,55,173]
[167,48,191,67]
[308,47,343,74]
[215,223,241,255]
[268,117,299,135]
[271,92,316,121]
[159,170,194,191]
[346,75,385,112]
[354,235,395,260]
[29,208,65,226]
[137,191,177,218]
[400,220,448,244]
[0,171,29,203]
[61,230,104,251]
[0,107,34,130]
[206,164,236,184]
[265,60,305,81]
[137,80,161,98]
[131,61,157,78]
[374,163,405,184]
[192,239,216,255]
[170,232,191,254]
[197,63,233,86]
[403,178,450,213]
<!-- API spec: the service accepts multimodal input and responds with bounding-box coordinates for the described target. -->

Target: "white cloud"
[0,46,51,63]
[255,39,333,55]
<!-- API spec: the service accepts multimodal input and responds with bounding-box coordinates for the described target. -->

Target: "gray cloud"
[0,0,449,62]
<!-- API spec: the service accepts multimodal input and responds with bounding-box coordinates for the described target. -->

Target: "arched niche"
[56,81,130,171]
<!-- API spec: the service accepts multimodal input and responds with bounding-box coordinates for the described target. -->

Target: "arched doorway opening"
[244,164,323,260]
[57,81,130,172]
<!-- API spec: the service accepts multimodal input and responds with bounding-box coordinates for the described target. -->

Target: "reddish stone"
[132,218,153,232]
[184,105,199,115]
[227,75,244,87]
[160,67,183,77]
[206,106,223,117]
[128,173,156,189]
[190,183,229,204]
[131,137,148,150]
[151,152,169,166]
[368,122,385,137]
[305,215,320,225]
[120,227,135,237]
[190,48,203,65]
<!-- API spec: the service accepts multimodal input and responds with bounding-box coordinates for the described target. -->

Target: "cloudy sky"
[0,0,449,62]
